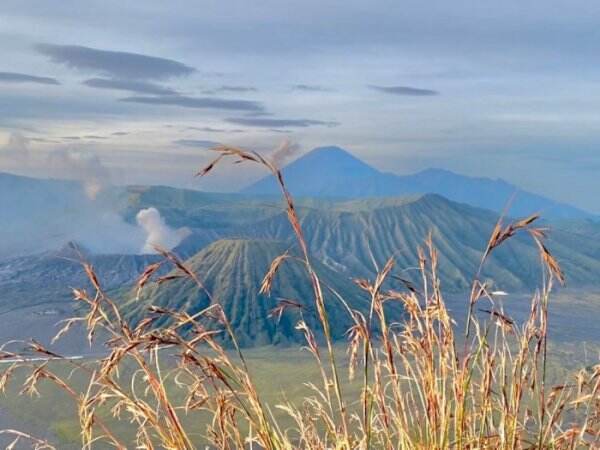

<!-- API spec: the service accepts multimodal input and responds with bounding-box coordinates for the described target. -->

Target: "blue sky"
[1,0,599,212]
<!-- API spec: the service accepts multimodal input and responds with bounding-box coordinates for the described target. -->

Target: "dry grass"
[2,144,600,449]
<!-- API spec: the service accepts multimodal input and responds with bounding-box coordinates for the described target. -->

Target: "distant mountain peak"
[242,145,592,219]
[285,146,378,172]
[244,146,380,197]
[303,145,364,160]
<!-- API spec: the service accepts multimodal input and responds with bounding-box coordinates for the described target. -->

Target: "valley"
[1,289,599,448]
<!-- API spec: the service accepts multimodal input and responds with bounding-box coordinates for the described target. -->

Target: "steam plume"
[136,207,191,254]
[0,133,110,199]
[270,139,299,167]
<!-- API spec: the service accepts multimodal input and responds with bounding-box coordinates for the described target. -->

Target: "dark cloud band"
[369,85,439,96]
[226,117,339,128]
[120,95,264,112]
[213,85,257,93]
[36,44,195,80]
[174,139,220,148]
[83,78,178,95]
[0,72,60,85]
[291,84,333,92]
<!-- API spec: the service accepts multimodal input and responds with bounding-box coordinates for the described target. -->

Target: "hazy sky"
[1,1,599,212]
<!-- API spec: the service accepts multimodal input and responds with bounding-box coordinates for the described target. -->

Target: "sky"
[1,0,600,212]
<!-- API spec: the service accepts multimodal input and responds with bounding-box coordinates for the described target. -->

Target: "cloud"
[173,139,220,148]
[35,44,195,80]
[83,78,178,95]
[111,131,129,136]
[368,85,439,96]
[184,126,247,134]
[83,135,108,139]
[204,85,258,94]
[0,72,60,85]
[185,126,226,132]
[244,111,274,117]
[29,137,60,144]
[136,207,191,254]
[291,84,333,92]
[225,117,339,128]
[120,95,264,112]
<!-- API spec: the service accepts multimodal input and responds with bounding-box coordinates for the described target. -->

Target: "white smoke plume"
[1,133,187,257]
[0,133,147,256]
[270,139,299,167]
[46,149,110,199]
[136,207,191,254]
[0,132,110,199]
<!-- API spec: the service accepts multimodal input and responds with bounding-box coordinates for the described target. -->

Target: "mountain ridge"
[0,242,162,313]
[243,146,592,219]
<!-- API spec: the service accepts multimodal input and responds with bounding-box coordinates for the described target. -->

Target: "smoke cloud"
[0,133,146,257]
[46,149,110,199]
[136,207,191,254]
[270,139,299,167]
[0,132,110,199]
[1,134,190,257]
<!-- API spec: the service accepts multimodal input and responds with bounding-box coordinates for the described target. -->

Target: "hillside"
[555,218,600,241]
[115,186,600,292]
[127,239,369,346]
[245,194,600,291]
[243,146,591,219]
[118,185,284,229]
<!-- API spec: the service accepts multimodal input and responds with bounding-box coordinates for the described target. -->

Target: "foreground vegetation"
[2,145,600,449]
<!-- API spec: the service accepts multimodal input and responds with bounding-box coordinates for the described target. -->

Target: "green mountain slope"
[248,194,600,291]
[118,185,600,292]
[127,239,369,347]
[117,185,284,229]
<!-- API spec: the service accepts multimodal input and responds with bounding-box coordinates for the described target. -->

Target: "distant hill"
[243,146,591,219]
[127,239,368,346]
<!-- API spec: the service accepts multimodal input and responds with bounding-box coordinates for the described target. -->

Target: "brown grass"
[1,144,600,449]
